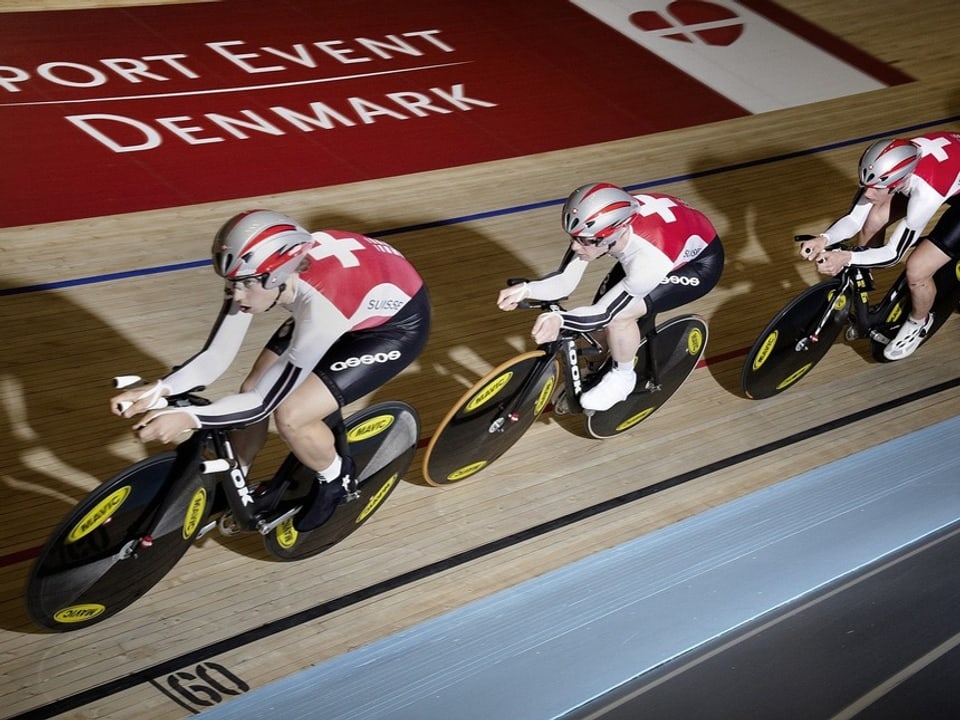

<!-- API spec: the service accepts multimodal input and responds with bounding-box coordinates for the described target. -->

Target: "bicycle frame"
[509,298,668,420]
[512,297,608,419]
[147,393,356,540]
[121,402,304,553]
[796,260,913,350]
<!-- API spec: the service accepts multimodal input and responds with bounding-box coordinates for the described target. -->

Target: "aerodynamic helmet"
[858,138,919,189]
[212,210,315,289]
[561,183,639,243]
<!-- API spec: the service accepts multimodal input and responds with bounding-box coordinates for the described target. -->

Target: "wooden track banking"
[2,1,960,718]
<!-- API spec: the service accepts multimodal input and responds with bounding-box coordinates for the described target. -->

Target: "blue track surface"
[197,416,960,720]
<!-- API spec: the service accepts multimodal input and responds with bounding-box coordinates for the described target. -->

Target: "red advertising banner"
[0,0,909,227]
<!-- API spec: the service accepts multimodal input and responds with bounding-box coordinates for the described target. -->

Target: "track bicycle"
[422,283,708,485]
[26,377,419,631]
[742,235,960,399]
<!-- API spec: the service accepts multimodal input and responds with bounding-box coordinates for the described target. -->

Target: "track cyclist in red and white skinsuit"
[498,182,724,412]
[111,210,431,531]
[800,132,960,360]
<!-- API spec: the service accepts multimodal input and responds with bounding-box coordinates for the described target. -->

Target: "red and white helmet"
[212,210,315,289]
[858,138,919,189]
[561,183,639,243]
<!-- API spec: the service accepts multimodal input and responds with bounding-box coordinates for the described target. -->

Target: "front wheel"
[586,315,708,439]
[263,401,420,560]
[421,351,560,486]
[741,279,847,399]
[26,442,212,631]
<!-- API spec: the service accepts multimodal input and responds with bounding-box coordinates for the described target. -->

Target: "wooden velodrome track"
[3,1,960,717]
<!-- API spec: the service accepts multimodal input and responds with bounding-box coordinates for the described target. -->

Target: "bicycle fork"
[487,343,566,433]
[796,277,855,350]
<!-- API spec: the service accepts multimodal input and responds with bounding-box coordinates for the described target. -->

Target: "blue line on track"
[5,115,959,298]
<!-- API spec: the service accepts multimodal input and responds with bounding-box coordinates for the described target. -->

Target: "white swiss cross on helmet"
[212,209,316,289]
[562,183,639,244]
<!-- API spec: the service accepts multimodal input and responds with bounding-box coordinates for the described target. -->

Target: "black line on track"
[13,376,960,720]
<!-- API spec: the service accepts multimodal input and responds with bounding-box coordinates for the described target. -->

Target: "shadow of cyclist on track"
[687,146,855,397]
[0,279,172,628]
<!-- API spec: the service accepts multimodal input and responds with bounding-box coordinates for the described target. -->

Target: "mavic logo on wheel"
[615,407,657,432]
[752,331,778,371]
[357,473,397,523]
[183,488,208,540]
[686,327,705,356]
[776,363,813,391]
[68,486,131,543]
[466,372,512,412]
[330,350,401,372]
[54,604,106,624]
[447,461,487,482]
[347,414,395,442]
[535,375,556,415]
[275,518,298,549]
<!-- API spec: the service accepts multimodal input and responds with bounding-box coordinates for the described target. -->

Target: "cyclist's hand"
[497,283,529,311]
[816,250,850,276]
[799,236,826,260]
[531,312,562,343]
[111,380,169,418]
[132,408,199,444]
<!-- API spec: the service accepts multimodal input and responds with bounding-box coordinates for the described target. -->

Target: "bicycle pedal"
[344,489,361,503]
[217,513,243,536]
[256,507,299,535]
[196,518,219,540]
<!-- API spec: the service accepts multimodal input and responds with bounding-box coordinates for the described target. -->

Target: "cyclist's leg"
[885,201,960,359]
[903,241,951,319]
[228,315,298,480]
[578,291,647,411]
[586,264,625,361]
[581,240,722,411]
[630,239,721,383]
[909,200,960,318]
[274,375,341,477]
[292,287,430,529]
[232,345,278,477]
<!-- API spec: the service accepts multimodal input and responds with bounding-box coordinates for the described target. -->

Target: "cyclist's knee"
[905,265,932,287]
[274,404,331,446]
[275,380,337,430]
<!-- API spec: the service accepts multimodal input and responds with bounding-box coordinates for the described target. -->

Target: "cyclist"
[800,132,960,360]
[497,182,724,412]
[111,209,431,531]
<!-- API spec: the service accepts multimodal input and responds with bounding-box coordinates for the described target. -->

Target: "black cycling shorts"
[266,285,431,407]
[594,237,724,316]
[926,196,960,260]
